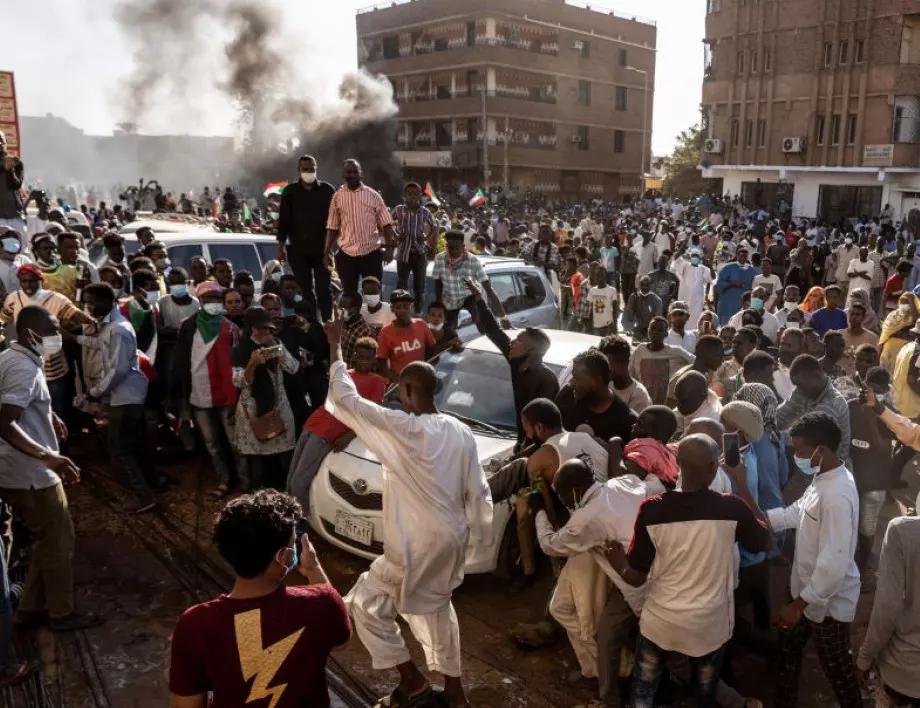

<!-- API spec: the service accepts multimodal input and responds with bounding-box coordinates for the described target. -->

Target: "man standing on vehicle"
[0,131,25,236]
[323,159,397,294]
[433,231,509,330]
[324,309,493,708]
[278,155,336,321]
[391,182,437,313]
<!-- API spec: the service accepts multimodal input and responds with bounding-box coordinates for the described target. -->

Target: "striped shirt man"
[391,204,435,263]
[326,184,393,257]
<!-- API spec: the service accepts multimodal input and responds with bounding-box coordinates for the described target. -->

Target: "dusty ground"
[19,435,918,708]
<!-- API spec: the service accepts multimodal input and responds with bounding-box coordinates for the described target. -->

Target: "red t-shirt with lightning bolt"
[169,584,350,707]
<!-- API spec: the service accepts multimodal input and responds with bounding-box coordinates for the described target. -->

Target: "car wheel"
[493,514,525,581]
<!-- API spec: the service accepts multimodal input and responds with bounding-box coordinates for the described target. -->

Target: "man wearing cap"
[170,281,243,498]
[0,131,25,236]
[664,301,697,351]
[432,230,508,331]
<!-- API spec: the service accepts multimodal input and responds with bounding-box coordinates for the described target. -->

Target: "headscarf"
[879,292,920,347]
[231,308,279,417]
[845,287,879,332]
[801,286,826,313]
[735,383,778,443]
[260,259,283,285]
[0,226,23,263]
[720,401,764,444]
[623,438,679,485]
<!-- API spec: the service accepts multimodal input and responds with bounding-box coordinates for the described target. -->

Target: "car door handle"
[519,317,529,323]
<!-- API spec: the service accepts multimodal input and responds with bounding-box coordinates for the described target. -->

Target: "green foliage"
[663,124,722,199]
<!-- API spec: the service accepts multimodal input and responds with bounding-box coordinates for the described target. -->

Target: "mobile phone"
[264,344,283,359]
[294,517,307,566]
[723,432,741,468]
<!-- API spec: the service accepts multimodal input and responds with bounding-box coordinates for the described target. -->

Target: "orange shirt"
[377,319,436,374]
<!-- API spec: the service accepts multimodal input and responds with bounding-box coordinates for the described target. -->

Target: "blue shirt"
[810,307,848,336]
[732,446,767,568]
[599,246,619,273]
[77,307,148,406]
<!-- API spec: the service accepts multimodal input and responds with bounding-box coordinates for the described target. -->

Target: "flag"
[263,181,287,198]
[424,182,441,207]
[242,203,252,221]
[212,199,221,219]
[469,189,486,208]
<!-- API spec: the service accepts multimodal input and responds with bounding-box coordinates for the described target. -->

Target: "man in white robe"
[672,250,711,323]
[324,311,493,708]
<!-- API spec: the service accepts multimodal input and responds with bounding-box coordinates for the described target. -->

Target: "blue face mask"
[293,294,303,303]
[794,450,821,476]
[690,256,701,266]
[282,306,295,318]
[724,348,733,356]
[751,297,764,310]
[169,284,188,298]
[271,271,283,282]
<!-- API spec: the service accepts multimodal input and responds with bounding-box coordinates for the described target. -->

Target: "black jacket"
[278,180,335,254]
[0,158,24,219]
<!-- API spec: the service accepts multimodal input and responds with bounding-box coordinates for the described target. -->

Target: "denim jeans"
[630,634,725,708]
[191,405,237,487]
[0,534,11,671]
[108,404,156,505]
[396,251,427,313]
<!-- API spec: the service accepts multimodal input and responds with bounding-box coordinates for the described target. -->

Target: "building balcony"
[445,143,638,172]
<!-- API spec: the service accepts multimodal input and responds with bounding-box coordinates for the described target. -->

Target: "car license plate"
[334,511,373,547]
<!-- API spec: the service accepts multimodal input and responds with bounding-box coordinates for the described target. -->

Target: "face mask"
[1,238,19,254]
[37,257,59,268]
[739,262,750,269]
[785,321,801,329]
[301,171,316,184]
[202,303,224,315]
[429,322,444,332]
[269,211,279,220]
[876,393,890,405]
[784,301,798,311]
[29,288,45,301]
[145,290,160,305]
[690,256,701,266]
[293,294,303,303]
[154,257,169,269]
[751,297,764,310]
[900,303,911,313]
[29,330,63,357]
[169,284,188,298]
[282,306,295,318]
[724,348,733,356]
[793,449,821,477]
[271,271,283,282]
[364,294,380,307]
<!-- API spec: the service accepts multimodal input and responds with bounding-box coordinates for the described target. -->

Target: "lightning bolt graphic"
[234,608,304,708]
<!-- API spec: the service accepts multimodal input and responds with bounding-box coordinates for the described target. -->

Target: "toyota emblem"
[353,478,369,495]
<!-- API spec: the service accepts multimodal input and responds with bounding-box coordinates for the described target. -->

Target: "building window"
[824,41,834,67]
[614,130,624,153]
[758,118,767,147]
[615,86,628,111]
[382,35,400,59]
[619,49,628,66]
[855,38,866,63]
[580,41,591,58]
[576,126,589,150]
[744,119,753,147]
[816,115,826,145]
[839,39,849,64]
[764,49,773,71]
[893,96,920,143]
[578,80,591,106]
[731,119,740,147]
[846,115,857,144]
[737,51,745,74]
[751,51,759,73]
[831,114,841,144]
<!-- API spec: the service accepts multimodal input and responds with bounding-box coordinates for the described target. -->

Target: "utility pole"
[481,86,489,188]
[503,116,510,188]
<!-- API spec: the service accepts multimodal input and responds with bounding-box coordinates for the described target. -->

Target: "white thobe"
[672,257,710,323]
[326,361,493,673]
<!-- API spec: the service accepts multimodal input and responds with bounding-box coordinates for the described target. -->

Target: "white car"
[307,329,601,577]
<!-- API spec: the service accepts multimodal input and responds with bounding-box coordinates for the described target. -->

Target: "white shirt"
[665,329,697,352]
[326,361,493,615]
[774,366,794,401]
[767,465,861,623]
[728,307,781,342]
[361,302,396,331]
[752,274,784,309]
[846,258,875,290]
[535,475,666,614]
[586,285,618,329]
[613,379,653,414]
[674,390,722,434]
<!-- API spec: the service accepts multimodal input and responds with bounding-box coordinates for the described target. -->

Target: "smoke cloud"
[113,0,402,200]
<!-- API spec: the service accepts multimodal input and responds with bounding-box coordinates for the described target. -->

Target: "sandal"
[377,684,440,707]
[207,484,230,500]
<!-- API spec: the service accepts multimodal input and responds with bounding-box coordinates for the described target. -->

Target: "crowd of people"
[0,135,918,708]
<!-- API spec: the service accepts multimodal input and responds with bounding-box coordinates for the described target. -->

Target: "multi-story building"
[701,0,920,225]
[356,0,656,201]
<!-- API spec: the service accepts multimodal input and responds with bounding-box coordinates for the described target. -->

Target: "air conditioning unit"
[572,40,585,51]
[703,138,723,154]
[783,136,805,153]
[571,135,583,143]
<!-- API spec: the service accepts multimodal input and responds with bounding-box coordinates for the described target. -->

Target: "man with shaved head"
[323,309,492,708]
[607,433,772,707]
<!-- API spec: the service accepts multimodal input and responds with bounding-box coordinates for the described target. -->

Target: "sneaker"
[50,610,105,632]
[124,499,156,514]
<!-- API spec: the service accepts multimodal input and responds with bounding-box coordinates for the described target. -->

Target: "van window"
[256,242,277,272]
[166,244,204,274]
[488,272,520,312]
[206,243,261,278]
[516,271,547,309]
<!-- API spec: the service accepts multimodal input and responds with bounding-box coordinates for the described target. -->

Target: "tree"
[663,124,722,199]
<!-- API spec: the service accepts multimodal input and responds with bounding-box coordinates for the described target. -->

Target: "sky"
[5,0,704,157]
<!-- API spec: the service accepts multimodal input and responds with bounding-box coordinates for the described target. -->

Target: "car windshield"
[384,348,560,436]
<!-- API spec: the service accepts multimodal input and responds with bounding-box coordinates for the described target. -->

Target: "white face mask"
[364,294,380,308]
[269,211,279,221]
[784,301,798,311]
[1,238,19,254]
[301,171,316,184]
[900,303,911,313]
[145,290,160,305]
[203,302,225,316]
[429,322,444,332]
[29,330,62,357]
